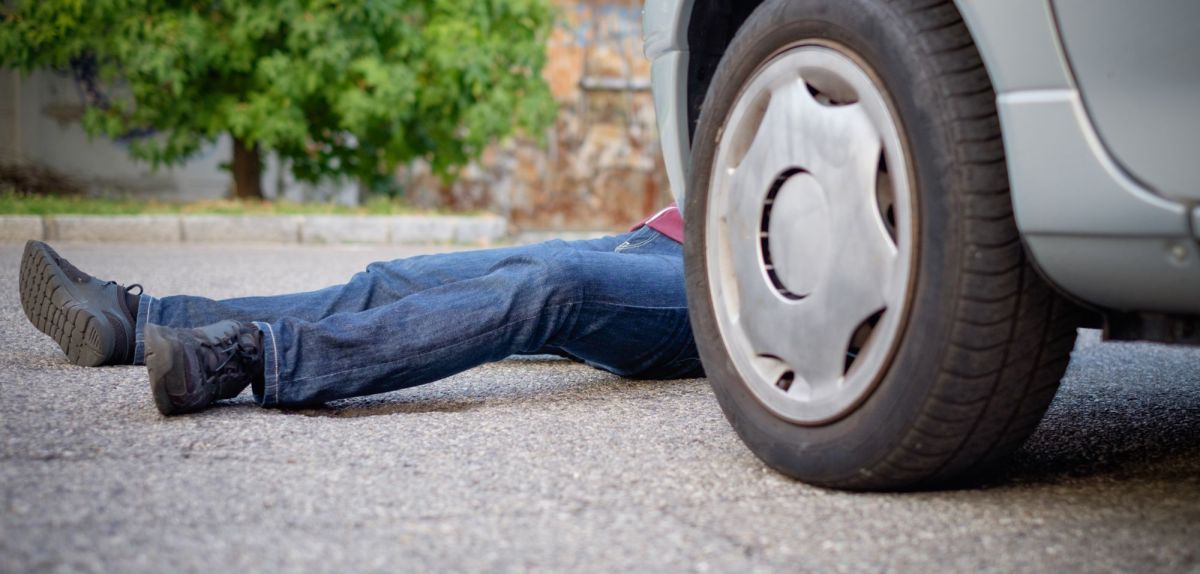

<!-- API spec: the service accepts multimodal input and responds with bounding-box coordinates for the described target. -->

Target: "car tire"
[685,0,1083,490]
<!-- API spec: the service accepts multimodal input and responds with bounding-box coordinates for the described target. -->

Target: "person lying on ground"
[17,205,701,415]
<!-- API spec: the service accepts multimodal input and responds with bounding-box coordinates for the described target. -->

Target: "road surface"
[1,242,1197,573]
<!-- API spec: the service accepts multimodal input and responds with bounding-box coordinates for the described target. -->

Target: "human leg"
[134,234,628,364]
[147,228,700,412]
[253,228,698,407]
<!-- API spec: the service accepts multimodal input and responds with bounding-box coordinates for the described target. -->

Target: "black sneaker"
[19,240,142,366]
[144,320,264,416]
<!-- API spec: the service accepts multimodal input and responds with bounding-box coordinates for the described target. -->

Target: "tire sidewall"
[686,0,965,488]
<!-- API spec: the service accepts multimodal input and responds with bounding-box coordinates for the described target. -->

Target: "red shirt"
[631,203,683,243]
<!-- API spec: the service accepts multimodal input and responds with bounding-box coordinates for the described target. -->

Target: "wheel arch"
[684,1,767,141]
[675,0,1200,317]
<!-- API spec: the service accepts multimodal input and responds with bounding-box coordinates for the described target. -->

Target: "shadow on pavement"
[276,365,704,419]
[290,399,490,418]
[996,339,1200,485]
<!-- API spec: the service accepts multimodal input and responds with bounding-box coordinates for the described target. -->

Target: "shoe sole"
[19,241,115,367]
[144,323,185,416]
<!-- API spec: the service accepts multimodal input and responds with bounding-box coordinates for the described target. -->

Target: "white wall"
[0,69,356,204]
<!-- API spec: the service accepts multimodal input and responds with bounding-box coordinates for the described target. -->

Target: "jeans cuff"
[132,294,156,365]
[252,321,281,408]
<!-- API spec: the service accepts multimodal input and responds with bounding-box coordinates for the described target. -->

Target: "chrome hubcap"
[705,43,915,425]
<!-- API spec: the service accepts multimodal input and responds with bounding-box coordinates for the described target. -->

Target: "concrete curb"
[0,214,508,245]
[0,216,43,242]
[49,215,182,243]
[181,215,304,244]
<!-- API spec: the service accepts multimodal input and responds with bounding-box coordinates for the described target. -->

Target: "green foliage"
[0,0,557,185]
[0,187,444,216]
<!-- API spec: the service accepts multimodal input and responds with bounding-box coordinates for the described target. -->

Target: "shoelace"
[101,281,144,296]
[202,335,257,386]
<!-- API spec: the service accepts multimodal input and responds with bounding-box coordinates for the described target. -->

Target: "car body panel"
[999,90,1200,313]
[643,0,693,60]
[1053,0,1200,201]
[957,0,1199,312]
[646,0,1200,314]
[643,0,693,211]
[954,0,1072,92]
[650,53,691,214]
[1026,235,1200,313]
[996,90,1187,237]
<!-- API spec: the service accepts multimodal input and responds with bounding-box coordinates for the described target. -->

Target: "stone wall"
[401,0,672,230]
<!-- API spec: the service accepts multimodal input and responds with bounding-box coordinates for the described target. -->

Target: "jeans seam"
[269,323,280,405]
[133,294,154,365]
[614,235,656,253]
[255,321,281,406]
[613,227,657,252]
[283,300,581,385]
[586,302,689,310]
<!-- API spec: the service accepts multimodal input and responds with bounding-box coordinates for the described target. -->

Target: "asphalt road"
[1,241,1198,573]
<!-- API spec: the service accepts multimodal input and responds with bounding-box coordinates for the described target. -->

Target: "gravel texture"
[1,241,1197,573]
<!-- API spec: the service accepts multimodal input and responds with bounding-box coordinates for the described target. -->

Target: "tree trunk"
[231,137,263,200]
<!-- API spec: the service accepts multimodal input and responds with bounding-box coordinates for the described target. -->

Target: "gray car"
[643,0,1200,490]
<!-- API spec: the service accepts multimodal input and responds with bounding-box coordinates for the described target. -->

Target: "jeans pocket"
[614,227,658,253]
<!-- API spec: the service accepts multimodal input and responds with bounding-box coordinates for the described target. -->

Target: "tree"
[0,0,557,199]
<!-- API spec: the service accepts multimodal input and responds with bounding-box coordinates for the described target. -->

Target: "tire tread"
[859,0,1079,488]
[687,0,1082,491]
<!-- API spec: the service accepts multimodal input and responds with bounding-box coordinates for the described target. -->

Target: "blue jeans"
[131,227,702,407]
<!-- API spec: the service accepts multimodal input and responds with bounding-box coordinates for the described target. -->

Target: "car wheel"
[685,0,1082,490]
